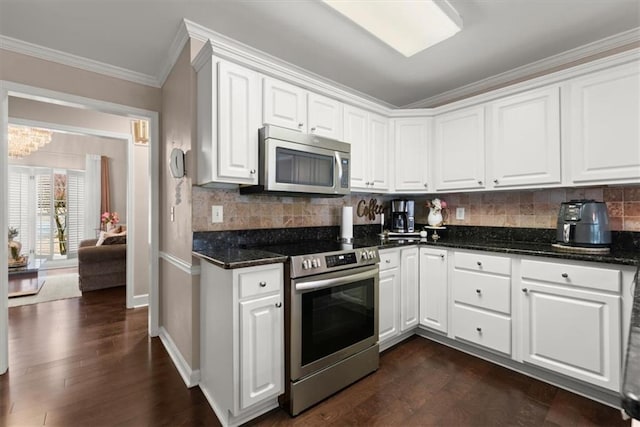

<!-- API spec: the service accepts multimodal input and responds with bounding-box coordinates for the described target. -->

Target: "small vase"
[106,223,114,232]
[427,210,444,227]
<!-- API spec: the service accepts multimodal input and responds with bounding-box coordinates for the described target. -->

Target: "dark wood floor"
[1,284,630,426]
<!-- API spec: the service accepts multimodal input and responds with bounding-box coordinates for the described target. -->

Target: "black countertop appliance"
[556,199,611,248]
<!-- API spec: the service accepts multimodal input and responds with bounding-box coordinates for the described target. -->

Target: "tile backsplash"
[192,186,640,232]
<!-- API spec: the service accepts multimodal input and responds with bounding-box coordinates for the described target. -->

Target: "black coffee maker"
[391,199,415,233]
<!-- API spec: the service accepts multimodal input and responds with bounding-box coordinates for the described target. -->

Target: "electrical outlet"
[211,205,223,223]
[456,207,465,220]
[170,206,175,222]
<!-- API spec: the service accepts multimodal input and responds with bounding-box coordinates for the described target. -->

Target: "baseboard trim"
[158,326,200,388]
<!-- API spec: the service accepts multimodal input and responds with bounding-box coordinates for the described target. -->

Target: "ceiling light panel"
[323,0,463,57]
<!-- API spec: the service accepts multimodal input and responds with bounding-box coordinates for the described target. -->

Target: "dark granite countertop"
[623,267,640,420]
[355,236,640,266]
[193,247,287,269]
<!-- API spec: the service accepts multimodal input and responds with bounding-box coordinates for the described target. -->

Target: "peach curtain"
[100,156,110,215]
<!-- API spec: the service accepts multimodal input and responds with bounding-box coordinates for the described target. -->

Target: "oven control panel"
[291,247,380,278]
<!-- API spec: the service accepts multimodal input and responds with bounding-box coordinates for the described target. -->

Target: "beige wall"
[132,143,150,296]
[1,49,161,112]
[159,40,199,369]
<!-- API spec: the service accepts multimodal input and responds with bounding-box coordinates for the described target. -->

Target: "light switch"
[211,205,223,223]
[456,207,465,220]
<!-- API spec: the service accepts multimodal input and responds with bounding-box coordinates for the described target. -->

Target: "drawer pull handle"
[275,302,282,308]
[476,289,482,295]
[477,261,482,267]
[476,327,482,333]
[310,127,317,132]
[561,273,569,278]
[298,122,304,128]
[522,288,528,293]
[259,281,267,287]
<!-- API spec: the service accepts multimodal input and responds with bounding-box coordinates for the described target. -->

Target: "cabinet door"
[369,113,390,191]
[218,61,260,183]
[567,62,640,184]
[344,105,369,191]
[308,92,343,139]
[520,282,621,391]
[434,107,486,191]
[394,118,430,192]
[400,247,419,331]
[419,248,448,333]
[262,77,307,132]
[489,86,561,188]
[378,267,400,345]
[239,293,283,410]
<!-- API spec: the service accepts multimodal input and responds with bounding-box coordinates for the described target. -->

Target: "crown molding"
[184,19,396,114]
[403,27,640,108]
[0,35,160,88]
[156,20,192,88]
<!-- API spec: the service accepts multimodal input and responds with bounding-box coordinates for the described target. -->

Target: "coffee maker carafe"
[391,199,415,233]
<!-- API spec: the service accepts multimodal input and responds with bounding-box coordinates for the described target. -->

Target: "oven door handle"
[295,269,376,292]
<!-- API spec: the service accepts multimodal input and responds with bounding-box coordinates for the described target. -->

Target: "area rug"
[8,273,82,307]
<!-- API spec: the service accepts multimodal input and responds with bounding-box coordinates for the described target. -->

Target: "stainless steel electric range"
[256,240,380,416]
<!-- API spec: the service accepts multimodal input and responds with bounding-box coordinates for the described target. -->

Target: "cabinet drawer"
[521,259,620,293]
[453,304,511,355]
[454,252,511,276]
[237,266,282,299]
[379,249,400,271]
[452,271,511,314]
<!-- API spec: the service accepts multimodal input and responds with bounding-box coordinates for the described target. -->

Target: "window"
[8,166,85,260]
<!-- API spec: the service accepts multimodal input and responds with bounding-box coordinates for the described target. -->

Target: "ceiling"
[1,0,639,108]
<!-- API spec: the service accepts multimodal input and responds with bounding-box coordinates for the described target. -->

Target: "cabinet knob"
[385,259,391,263]
[275,302,282,308]
[310,126,317,132]
[250,169,256,174]
[298,122,304,128]
[369,182,374,187]
[476,261,482,267]
[259,281,267,287]
[493,179,499,184]
[424,183,428,188]
[365,181,370,186]
[478,180,483,185]
[561,273,569,278]
[440,254,445,259]
[522,288,528,293]
[476,289,482,295]
[476,327,482,333]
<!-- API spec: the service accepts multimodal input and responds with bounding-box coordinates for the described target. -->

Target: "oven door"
[290,265,379,381]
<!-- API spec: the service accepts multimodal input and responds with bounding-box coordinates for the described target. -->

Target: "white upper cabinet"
[196,57,260,186]
[393,118,430,192]
[262,76,344,140]
[434,106,486,191]
[345,105,389,192]
[307,92,343,139]
[262,77,307,132]
[488,86,561,188]
[565,61,640,184]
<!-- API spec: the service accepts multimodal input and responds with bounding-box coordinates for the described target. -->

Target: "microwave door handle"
[335,152,343,187]
[296,269,376,292]
[563,223,571,243]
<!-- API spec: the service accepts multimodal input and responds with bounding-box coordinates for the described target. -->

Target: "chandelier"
[8,125,53,159]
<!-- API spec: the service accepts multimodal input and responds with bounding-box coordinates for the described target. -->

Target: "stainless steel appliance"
[391,199,415,233]
[240,125,350,196]
[265,241,379,416]
[556,199,611,247]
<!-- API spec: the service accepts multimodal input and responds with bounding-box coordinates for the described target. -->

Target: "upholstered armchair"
[78,233,126,292]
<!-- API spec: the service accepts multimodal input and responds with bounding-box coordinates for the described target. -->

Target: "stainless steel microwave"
[240,125,350,196]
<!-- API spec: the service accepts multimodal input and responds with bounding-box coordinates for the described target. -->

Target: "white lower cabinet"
[451,251,512,355]
[378,249,400,347]
[419,248,448,333]
[378,246,419,350]
[200,262,284,426]
[400,247,420,331]
[519,259,621,391]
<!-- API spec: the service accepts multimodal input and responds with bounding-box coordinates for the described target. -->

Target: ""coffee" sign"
[356,199,384,221]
